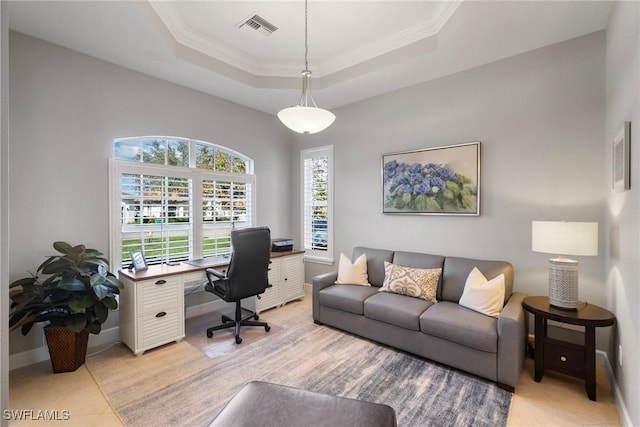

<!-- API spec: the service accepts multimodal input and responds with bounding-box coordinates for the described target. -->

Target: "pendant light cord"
[304,0,309,71]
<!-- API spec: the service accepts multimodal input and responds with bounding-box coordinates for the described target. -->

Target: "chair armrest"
[497,291,528,389]
[206,268,227,281]
[312,271,338,321]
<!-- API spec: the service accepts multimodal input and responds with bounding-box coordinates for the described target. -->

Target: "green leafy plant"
[9,241,123,335]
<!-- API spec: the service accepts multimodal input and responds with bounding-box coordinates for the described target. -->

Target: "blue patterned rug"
[87,317,511,426]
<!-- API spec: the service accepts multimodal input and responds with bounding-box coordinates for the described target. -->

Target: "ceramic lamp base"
[548,258,579,310]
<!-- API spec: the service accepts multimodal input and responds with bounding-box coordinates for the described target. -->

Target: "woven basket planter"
[44,326,89,373]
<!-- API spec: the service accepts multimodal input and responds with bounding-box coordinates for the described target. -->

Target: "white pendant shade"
[278,0,335,135]
[277,106,336,135]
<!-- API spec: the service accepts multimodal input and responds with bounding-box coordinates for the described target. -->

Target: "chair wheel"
[206,330,213,338]
[235,336,243,344]
[265,325,271,332]
[253,314,259,320]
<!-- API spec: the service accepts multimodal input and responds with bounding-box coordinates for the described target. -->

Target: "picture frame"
[130,250,148,271]
[382,142,480,215]
[613,121,631,192]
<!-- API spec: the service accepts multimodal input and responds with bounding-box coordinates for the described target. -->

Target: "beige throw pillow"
[379,261,440,303]
[335,253,371,286]
[459,267,505,318]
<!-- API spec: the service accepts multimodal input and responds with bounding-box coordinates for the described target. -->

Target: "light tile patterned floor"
[9,290,621,426]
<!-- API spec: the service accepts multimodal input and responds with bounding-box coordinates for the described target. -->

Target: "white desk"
[118,250,304,355]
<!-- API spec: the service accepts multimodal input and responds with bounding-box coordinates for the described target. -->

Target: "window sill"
[303,255,334,266]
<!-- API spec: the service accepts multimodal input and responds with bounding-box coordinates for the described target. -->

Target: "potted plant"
[9,241,123,372]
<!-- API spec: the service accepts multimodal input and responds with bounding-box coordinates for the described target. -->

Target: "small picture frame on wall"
[613,121,631,192]
[130,250,148,271]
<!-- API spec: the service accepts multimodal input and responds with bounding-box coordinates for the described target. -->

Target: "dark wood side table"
[522,296,615,401]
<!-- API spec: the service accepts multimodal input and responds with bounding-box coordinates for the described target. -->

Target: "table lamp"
[531,221,598,309]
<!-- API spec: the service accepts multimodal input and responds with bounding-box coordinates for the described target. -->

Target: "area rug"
[86,319,512,427]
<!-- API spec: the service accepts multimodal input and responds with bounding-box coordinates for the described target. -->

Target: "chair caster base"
[265,325,271,332]
[235,336,243,344]
[206,330,213,338]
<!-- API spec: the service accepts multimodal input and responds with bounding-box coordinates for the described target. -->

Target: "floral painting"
[382,142,480,215]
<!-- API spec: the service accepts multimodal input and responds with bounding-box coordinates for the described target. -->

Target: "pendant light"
[278,0,335,135]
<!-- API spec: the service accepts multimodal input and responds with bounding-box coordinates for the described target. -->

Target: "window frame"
[109,137,255,271]
[300,145,334,265]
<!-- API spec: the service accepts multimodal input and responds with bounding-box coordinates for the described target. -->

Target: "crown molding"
[148,0,462,78]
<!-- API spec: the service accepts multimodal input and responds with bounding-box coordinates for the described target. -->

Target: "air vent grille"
[238,14,278,37]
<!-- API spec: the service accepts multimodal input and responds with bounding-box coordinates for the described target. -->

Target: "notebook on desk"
[183,257,229,268]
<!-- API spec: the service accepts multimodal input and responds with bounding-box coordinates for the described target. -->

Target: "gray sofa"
[312,247,528,391]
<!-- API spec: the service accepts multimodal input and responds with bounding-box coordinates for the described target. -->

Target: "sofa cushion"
[352,247,394,287]
[419,301,498,353]
[319,285,379,315]
[392,251,444,271]
[364,292,433,331]
[441,257,514,304]
[335,253,371,286]
[379,262,440,303]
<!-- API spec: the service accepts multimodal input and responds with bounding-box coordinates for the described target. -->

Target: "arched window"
[109,136,255,269]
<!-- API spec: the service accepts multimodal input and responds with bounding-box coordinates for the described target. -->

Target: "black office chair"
[205,227,272,344]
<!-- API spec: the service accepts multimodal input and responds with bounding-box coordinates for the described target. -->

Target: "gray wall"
[605,2,640,425]
[8,32,292,355]
[297,31,607,331]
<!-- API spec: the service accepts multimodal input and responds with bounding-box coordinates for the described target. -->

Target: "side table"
[522,296,615,401]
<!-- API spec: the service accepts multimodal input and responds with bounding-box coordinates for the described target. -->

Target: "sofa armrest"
[497,291,528,390]
[312,271,338,321]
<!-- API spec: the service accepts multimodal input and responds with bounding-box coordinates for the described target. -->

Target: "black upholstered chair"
[205,227,272,344]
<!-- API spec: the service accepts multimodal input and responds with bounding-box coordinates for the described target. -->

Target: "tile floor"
[9,291,622,426]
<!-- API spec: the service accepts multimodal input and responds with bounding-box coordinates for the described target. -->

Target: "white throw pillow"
[459,267,505,318]
[335,253,371,286]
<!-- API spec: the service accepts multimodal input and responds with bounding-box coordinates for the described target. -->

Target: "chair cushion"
[364,292,433,331]
[419,301,498,353]
[209,381,397,427]
[318,285,379,315]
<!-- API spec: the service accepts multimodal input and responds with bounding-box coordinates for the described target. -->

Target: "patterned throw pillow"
[379,261,440,303]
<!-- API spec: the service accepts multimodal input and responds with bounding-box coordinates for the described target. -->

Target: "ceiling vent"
[237,13,278,37]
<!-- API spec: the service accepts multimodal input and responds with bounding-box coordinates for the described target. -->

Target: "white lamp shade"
[531,221,598,256]
[277,106,336,134]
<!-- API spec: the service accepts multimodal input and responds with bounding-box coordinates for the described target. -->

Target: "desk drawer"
[139,308,181,349]
[137,277,180,315]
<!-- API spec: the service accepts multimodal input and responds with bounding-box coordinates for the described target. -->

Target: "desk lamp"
[531,221,598,309]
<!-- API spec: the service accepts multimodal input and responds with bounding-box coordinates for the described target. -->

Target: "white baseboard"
[597,350,632,427]
[9,300,227,371]
[9,326,120,371]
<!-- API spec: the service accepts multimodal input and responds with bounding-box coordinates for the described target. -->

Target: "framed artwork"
[382,142,480,215]
[613,121,631,192]
[130,250,148,271]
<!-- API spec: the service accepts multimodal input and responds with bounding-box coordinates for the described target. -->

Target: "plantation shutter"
[301,146,333,263]
[120,171,193,266]
[201,175,254,258]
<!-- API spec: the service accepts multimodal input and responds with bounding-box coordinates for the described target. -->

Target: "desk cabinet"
[119,251,304,355]
[257,253,305,313]
[119,274,185,356]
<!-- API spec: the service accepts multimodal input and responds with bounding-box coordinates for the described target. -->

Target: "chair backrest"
[226,227,272,300]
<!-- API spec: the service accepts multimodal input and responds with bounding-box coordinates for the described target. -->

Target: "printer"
[271,238,294,252]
